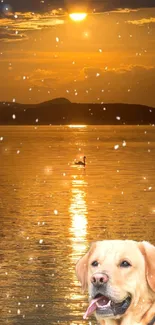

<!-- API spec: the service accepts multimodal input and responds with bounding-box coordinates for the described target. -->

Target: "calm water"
[0,125,155,325]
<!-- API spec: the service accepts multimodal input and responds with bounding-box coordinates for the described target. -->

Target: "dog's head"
[76,240,155,322]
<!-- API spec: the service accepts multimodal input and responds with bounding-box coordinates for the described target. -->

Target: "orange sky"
[0,7,155,106]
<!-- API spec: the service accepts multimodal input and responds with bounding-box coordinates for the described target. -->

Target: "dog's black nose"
[91,273,109,286]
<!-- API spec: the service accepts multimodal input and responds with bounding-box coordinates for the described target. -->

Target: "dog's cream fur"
[76,240,155,325]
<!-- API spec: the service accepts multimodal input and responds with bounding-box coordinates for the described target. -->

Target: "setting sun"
[69,12,87,22]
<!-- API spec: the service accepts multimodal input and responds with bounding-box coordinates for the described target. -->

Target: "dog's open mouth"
[83,294,131,319]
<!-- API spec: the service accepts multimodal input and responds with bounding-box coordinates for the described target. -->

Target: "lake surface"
[0,125,155,325]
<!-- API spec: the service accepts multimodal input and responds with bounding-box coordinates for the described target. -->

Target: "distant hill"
[0,99,154,125]
[40,97,72,105]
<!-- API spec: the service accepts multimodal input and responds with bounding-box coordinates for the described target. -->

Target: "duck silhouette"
[75,156,86,167]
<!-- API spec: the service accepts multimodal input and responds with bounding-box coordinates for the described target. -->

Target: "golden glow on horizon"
[69,13,87,22]
[68,125,87,128]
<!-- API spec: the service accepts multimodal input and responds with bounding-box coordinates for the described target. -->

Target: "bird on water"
[75,156,86,166]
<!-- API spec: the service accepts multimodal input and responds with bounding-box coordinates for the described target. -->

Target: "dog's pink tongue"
[83,298,98,319]
[83,296,109,319]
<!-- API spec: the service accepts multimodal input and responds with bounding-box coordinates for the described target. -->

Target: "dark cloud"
[0,0,155,13]
[0,11,64,41]
[0,0,63,13]
[0,31,28,42]
[101,0,155,11]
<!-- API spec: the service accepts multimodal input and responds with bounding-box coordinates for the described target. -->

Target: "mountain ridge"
[0,99,154,125]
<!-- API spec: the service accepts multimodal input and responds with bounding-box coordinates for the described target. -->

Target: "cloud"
[0,0,155,16]
[0,10,64,41]
[28,68,73,87]
[28,65,155,92]
[0,29,28,42]
[127,17,155,25]
[93,0,155,12]
[111,8,139,13]
[81,65,155,79]
[74,65,155,106]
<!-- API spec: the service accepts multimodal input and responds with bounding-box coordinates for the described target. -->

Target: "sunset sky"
[0,0,155,106]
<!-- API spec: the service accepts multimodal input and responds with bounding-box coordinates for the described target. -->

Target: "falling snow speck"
[39,239,44,244]
[0,137,3,141]
[116,116,121,120]
[54,210,58,215]
[122,140,127,147]
[114,144,119,150]
[12,114,16,119]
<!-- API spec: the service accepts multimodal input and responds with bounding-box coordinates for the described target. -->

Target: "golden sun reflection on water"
[69,176,88,260]
[67,175,88,305]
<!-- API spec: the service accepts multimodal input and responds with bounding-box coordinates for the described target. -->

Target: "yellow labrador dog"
[76,240,155,325]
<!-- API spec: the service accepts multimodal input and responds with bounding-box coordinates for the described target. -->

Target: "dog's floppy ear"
[139,241,155,292]
[75,243,96,292]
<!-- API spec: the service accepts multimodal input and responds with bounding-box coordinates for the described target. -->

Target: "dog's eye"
[120,260,131,268]
[91,261,99,267]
